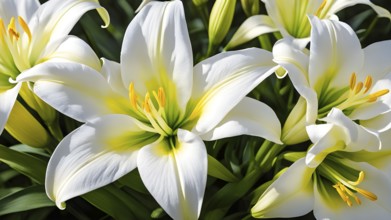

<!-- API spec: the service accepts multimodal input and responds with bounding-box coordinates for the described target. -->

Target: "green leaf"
[82,184,151,220]
[10,144,50,158]
[0,145,47,184]
[207,155,238,182]
[0,185,54,215]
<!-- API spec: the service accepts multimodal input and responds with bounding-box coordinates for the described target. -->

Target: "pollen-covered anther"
[144,93,152,113]
[128,82,138,108]
[7,17,19,41]
[18,16,32,41]
[349,72,357,90]
[368,89,389,102]
[363,75,372,93]
[315,0,328,17]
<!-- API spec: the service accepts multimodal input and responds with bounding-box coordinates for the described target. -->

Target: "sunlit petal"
[192,48,278,134]
[201,97,282,144]
[0,83,21,134]
[121,1,193,109]
[308,16,364,92]
[46,114,146,209]
[226,15,278,50]
[16,61,126,122]
[252,158,314,218]
[137,129,207,220]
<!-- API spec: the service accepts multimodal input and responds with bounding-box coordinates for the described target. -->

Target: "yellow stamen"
[8,17,19,41]
[315,0,327,17]
[0,19,5,35]
[354,82,363,94]
[333,183,349,202]
[128,82,137,108]
[158,87,165,108]
[144,93,151,113]
[18,16,31,42]
[349,72,357,90]
[348,171,364,186]
[356,188,378,201]
[363,76,372,93]
[368,89,389,102]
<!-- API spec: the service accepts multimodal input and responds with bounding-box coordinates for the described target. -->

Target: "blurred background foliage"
[0,0,390,219]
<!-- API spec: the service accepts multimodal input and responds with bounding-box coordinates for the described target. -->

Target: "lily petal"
[46,114,145,209]
[101,58,128,96]
[322,108,380,152]
[192,48,278,134]
[306,123,345,168]
[16,61,126,122]
[273,38,318,124]
[361,111,391,133]
[29,0,109,59]
[39,35,101,71]
[252,158,314,218]
[137,129,207,220]
[362,40,391,82]
[201,97,282,144]
[0,0,39,22]
[328,0,391,20]
[313,161,391,219]
[120,1,193,110]
[308,16,364,92]
[0,83,21,134]
[225,15,278,50]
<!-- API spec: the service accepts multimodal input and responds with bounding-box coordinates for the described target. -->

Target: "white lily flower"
[0,0,109,134]
[17,1,281,219]
[252,108,391,219]
[226,0,391,49]
[273,16,391,147]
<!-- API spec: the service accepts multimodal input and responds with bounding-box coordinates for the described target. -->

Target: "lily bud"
[208,0,236,46]
[5,101,54,148]
[241,0,259,17]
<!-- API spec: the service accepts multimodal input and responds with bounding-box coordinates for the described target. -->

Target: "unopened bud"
[208,0,237,46]
[241,0,259,17]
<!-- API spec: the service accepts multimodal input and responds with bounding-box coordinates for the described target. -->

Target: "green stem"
[257,34,272,51]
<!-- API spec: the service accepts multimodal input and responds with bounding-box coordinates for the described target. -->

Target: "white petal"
[362,40,391,82]
[252,158,314,218]
[225,15,278,50]
[308,16,364,92]
[0,83,21,134]
[361,111,391,133]
[137,129,207,220]
[273,38,318,124]
[328,0,391,20]
[0,0,39,22]
[120,1,193,109]
[306,123,345,168]
[28,0,109,58]
[46,115,145,209]
[313,161,391,219]
[192,48,278,134]
[323,108,380,152]
[38,36,101,71]
[101,58,128,96]
[16,61,126,122]
[201,97,282,144]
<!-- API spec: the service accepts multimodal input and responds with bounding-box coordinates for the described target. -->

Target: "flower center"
[318,73,389,117]
[0,16,32,75]
[316,155,377,207]
[128,82,174,137]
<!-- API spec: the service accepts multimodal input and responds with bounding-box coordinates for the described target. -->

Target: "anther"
[128,82,137,108]
[356,188,377,201]
[18,16,32,41]
[315,0,327,17]
[354,82,363,94]
[363,76,372,93]
[368,89,389,102]
[158,87,165,108]
[144,93,151,113]
[350,73,357,90]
